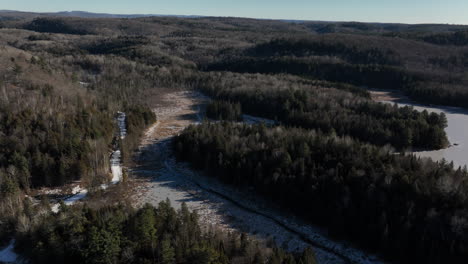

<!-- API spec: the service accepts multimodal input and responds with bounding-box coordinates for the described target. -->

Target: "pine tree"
[161,236,175,264]
[84,226,121,264]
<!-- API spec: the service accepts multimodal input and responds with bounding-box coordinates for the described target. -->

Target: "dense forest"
[199,73,448,150]
[205,37,468,108]
[421,30,468,46]
[246,38,402,66]
[0,48,156,194]
[206,100,243,121]
[13,201,317,264]
[174,122,468,264]
[0,53,112,192]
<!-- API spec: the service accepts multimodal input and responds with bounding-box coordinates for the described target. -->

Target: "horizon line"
[1,9,468,26]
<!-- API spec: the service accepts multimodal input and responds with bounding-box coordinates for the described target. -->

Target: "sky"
[1,0,468,25]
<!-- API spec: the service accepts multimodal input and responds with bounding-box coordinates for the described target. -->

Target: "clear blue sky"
[1,0,467,24]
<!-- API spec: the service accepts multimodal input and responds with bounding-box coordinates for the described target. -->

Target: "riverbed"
[371,89,468,169]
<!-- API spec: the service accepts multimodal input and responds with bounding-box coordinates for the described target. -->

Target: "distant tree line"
[174,122,468,264]
[205,38,468,109]
[24,18,91,35]
[422,30,468,46]
[206,56,412,91]
[247,38,402,66]
[82,36,150,55]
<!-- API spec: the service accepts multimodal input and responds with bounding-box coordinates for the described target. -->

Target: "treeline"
[199,73,448,150]
[206,100,242,121]
[15,201,317,264]
[206,56,413,91]
[174,122,468,264]
[422,30,468,46]
[405,81,468,109]
[24,17,91,35]
[247,38,401,66]
[82,36,151,55]
[121,105,157,164]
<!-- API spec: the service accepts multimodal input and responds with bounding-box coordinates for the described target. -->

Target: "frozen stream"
[51,111,126,211]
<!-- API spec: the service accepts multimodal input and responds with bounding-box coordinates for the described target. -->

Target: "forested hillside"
[199,72,448,150]
[205,36,468,108]
[174,122,468,264]
[0,43,155,193]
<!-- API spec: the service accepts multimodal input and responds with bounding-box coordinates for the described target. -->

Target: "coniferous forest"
[14,201,316,264]
[174,122,468,264]
[199,73,448,150]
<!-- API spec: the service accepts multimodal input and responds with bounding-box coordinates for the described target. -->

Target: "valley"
[1,10,468,264]
[130,91,382,264]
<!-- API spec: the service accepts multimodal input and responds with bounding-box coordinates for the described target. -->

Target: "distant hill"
[1,10,467,31]
[1,9,468,37]
[50,10,202,19]
[0,10,201,19]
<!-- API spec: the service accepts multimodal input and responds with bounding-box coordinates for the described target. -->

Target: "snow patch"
[117,112,127,139]
[0,240,18,263]
[51,187,89,213]
[110,150,123,184]
[243,114,276,125]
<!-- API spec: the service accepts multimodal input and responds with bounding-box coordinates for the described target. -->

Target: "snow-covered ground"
[103,112,127,187]
[116,112,127,139]
[132,91,384,264]
[110,150,123,184]
[0,240,18,263]
[243,114,276,125]
[51,186,89,213]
